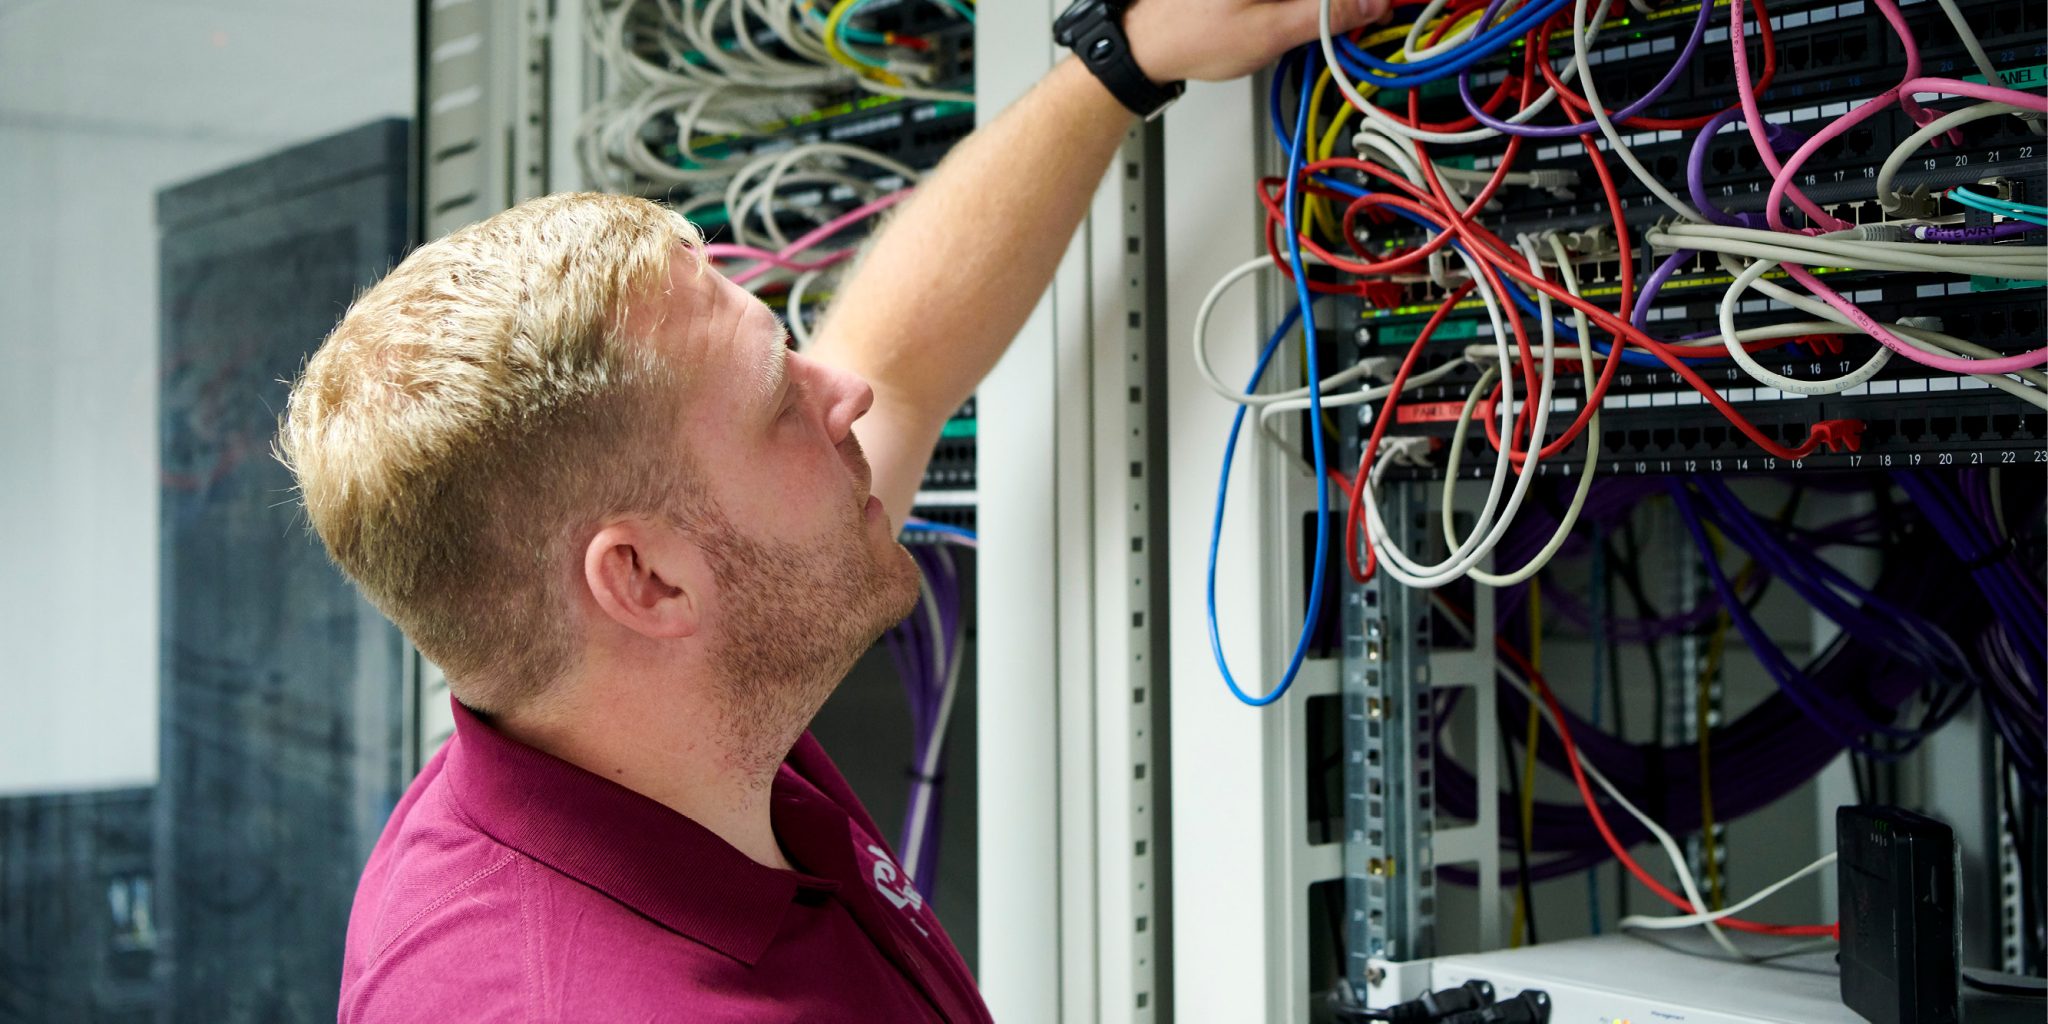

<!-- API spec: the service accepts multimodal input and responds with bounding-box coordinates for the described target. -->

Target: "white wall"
[0,0,413,794]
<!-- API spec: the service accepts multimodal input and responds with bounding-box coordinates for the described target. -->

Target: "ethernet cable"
[1439,233,1600,589]
[1749,79,2048,378]
[1947,185,2048,227]
[722,141,919,249]
[823,0,974,104]
[1357,248,1554,590]
[1568,0,1703,223]
[1649,223,2048,278]
[1874,103,2025,213]
[1318,0,1574,145]
[1714,258,1893,396]
[1931,0,2005,104]
[1619,852,1838,931]
[787,266,832,348]
[1433,597,1836,959]
[1192,255,1442,410]
[1463,0,1714,140]
[1206,47,1336,708]
[726,188,914,288]
[1712,258,2048,407]
[1691,243,2048,400]
[899,545,963,885]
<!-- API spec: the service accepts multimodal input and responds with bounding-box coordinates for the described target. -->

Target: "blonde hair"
[278,192,705,713]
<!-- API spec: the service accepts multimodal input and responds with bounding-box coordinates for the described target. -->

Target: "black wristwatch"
[1053,0,1185,121]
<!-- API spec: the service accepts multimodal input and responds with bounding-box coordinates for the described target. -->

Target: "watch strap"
[1054,0,1185,120]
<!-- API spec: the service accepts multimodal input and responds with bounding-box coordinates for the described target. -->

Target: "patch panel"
[600,0,982,517]
[1311,0,2048,476]
[921,399,979,490]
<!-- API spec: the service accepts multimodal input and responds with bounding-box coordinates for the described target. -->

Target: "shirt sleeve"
[339,855,534,1024]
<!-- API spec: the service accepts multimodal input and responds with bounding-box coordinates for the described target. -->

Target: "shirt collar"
[443,697,835,965]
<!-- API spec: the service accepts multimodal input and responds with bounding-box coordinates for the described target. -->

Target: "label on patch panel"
[1395,401,1480,424]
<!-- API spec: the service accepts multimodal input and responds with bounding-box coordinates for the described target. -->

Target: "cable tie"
[1807,419,1867,454]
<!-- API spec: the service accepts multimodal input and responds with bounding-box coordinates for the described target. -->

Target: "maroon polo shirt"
[338,699,991,1022]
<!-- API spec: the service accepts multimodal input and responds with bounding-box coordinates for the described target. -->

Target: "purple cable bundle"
[1430,476,2032,886]
[883,543,967,898]
[1894,468,2046,792]
[1452,0,1716,138]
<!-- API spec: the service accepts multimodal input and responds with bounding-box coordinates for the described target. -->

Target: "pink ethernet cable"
[1730,0,1926,233]
[1767,77,2048,376]
[726,188,917,287]
[703,243,849,274]
[1768,77,2048,237]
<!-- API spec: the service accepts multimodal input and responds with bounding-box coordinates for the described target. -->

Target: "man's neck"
[497,686,802,871]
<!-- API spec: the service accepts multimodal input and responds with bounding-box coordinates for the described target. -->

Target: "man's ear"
[582,517,707,640]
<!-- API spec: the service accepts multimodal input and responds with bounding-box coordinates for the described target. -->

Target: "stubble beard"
[692,501,919,784]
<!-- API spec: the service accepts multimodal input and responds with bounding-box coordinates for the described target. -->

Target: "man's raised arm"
[807,0,1390,526]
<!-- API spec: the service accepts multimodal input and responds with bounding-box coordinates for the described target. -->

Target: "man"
[282,0,1388,1018]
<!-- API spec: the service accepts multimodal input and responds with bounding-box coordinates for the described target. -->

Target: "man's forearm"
[811,57,1134,426]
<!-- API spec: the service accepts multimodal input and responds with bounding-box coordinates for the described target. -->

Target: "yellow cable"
[1304,69,1337,240]
[1296,12,1482,243]
[822,0,903,85]
[1696,525,1753,913]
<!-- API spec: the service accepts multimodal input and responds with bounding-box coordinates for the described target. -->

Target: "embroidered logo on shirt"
[863,844,930,937]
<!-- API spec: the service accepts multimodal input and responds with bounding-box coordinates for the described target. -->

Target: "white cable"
[1431,602,1753,960]
[852,75,977,105]
[902,547,963,880]
[1358,243,1551,589]
[1442,233,1601,588]
[1319,0,1574,145]
[1253,359,1469,427]
[1717,258,1895,396]
[1192,256,1444,408]
[724,143,921,248]
[1572,0,1704,222]
[787,267,830,349]
[1666,222,2048,267]
[1876,102,2025,212]
[1932,0,2001,85]
[1651,226,2047,279]
[1702,251,2048,400]
[1621,852,1838,930]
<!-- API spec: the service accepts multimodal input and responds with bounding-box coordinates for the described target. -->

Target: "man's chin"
[881,542,922,622]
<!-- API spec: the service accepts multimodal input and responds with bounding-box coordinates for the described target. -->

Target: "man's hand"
[1126,0,1395,85]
